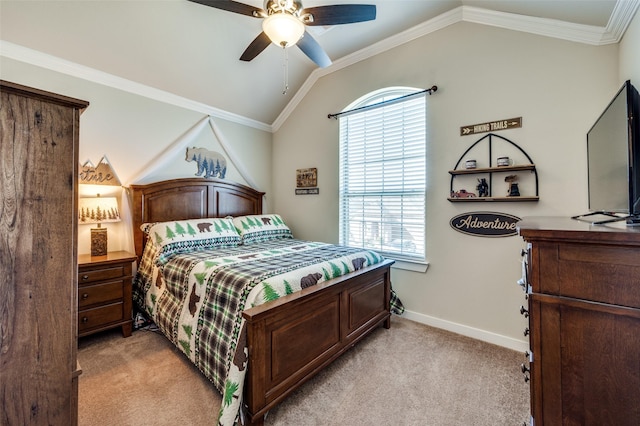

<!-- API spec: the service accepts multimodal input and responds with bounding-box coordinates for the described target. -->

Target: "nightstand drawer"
[77,251,136,338]
[78,302,124,332]
[78,280,124,309]
[78,266,125,284]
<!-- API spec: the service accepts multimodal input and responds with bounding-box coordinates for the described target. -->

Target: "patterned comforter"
[133,238,404,425]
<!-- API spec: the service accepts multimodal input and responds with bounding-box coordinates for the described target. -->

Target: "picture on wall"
[296,168,317,188]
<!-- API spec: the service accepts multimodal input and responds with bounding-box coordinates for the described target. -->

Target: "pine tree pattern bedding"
[133,238,404,425]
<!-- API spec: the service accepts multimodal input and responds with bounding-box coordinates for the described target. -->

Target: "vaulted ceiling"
[1,1,637,131]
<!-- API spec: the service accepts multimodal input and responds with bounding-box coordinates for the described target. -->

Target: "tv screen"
[587,83,630,213]
[578,80,640,225]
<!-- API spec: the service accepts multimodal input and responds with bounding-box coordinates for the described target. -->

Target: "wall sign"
[79,156,121,186]
[296,168,318,195]
[296,168,317,187]
[460,117,522,136]
[295,188,319,195]
[450,211,521,237]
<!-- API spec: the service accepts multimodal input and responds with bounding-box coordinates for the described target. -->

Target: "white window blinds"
[339,91,426,261]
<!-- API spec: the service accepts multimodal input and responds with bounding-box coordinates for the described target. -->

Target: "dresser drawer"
[537,242,640,308]
[78,302,124,332]
[78,265,125,284]
[78,280,124,309]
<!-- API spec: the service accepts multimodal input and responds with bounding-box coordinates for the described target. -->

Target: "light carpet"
[78,317,529,425]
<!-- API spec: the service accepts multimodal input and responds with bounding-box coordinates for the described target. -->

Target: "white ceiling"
[1,0,638,130]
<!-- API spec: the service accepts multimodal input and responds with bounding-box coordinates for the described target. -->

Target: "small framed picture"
[296,168,317,188]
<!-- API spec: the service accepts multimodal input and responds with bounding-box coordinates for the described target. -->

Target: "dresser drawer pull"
[524,327,530,336]
[82,316,89,323]
[82,293,89,300]
[520,305,529,317]
[81,275,90,281]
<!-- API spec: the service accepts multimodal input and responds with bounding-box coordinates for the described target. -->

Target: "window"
[339,87,426,262]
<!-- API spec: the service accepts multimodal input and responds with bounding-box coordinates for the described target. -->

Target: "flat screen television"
[573,80,640,225]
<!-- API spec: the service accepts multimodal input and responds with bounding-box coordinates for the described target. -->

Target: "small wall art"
[79,156,121,186]
[296,168,318,195]
[296,168,317,187]
[185,147,227,179]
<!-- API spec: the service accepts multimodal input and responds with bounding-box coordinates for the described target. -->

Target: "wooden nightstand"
[78,251,137,338]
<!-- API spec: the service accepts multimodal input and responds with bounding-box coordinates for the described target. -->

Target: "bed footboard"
[242,259,394,425]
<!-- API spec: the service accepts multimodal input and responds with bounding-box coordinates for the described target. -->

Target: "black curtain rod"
[327,85,438,119]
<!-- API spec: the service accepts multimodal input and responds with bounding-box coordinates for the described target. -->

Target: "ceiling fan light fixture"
[262,13,305,47]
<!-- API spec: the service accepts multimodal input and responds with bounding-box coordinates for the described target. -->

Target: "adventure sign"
[460,117,522,136]
[450,211,521,237]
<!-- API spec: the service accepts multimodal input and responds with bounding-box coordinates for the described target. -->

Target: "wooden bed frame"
[130,178,394,425]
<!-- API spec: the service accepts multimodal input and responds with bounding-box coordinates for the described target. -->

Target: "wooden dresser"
[518,217,640,426]
[1,81,89,425]
[78,251,137,338]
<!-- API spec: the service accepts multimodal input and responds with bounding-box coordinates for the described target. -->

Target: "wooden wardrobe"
[1,81,89,425]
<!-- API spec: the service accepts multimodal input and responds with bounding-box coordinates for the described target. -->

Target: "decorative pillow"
[232,214,293,244]
[140,222,156,235]
[145,217,241,263]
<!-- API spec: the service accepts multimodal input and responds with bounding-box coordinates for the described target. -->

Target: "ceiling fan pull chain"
[282,46,289,95]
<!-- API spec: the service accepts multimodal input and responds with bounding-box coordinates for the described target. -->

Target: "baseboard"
[400,309,529,353]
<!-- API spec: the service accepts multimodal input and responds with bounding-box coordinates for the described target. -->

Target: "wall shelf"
[448,133,539,202]
[449,164,536,175]
[447,196,539,202]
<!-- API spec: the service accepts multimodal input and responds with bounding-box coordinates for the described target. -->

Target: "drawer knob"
[82,293,89,300]
[521,363,530,374]
[82,316,89,323]
[520,305,529,318]
[81,275,89,281]
[524,327,530,337]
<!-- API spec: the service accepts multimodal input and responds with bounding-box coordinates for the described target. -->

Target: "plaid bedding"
[133,239,404,425]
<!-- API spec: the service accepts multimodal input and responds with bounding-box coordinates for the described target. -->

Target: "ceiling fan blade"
[302,4,376,26]
[240,32,272,62]
[187,0,265,18]
[297,31,332,68]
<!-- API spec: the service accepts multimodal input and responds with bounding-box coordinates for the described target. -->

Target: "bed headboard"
[129,178,264,259]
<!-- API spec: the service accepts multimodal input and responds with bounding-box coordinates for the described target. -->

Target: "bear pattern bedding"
[133,215,404,425]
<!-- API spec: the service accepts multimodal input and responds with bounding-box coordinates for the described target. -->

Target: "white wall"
[272,21,620,350]
[620,8,640,84]
[0,58,273,255]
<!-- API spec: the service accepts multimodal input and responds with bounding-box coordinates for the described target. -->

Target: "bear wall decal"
[185,147,227,179]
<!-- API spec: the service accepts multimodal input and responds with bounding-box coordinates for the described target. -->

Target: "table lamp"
[78,195,121,256]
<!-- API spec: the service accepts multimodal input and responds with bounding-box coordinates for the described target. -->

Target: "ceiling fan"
[188,0,376,68]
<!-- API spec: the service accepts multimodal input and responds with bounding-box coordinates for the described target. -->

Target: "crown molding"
[0,40,273,132]
[606,0,640,42]
[461,6,607,45]
[462,1,639,45]
[273,1,638,131]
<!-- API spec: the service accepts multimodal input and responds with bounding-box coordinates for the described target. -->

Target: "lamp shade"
[262,13,305,47]
[78,196,120,224]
